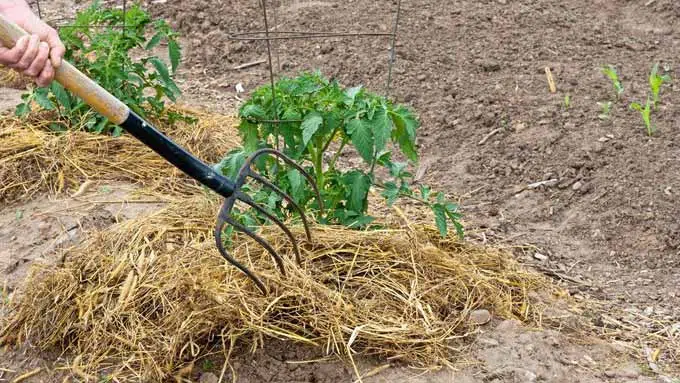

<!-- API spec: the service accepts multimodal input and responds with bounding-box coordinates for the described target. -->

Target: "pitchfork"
[0,15,323,294]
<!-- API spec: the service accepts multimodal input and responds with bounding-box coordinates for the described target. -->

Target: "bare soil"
[2,0,680,381]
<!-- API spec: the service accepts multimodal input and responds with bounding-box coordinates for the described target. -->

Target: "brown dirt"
[2,0,680,381]
[149,0,680,371]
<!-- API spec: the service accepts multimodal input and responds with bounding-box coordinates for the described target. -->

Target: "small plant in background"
[15,1,187,135]
[563,94,571,109]
[602,65,624,99]
[216,71,463,238]
[649,63,671,109]
[630,97,654,136]
[628,63,672,136]
[597,101,612,120]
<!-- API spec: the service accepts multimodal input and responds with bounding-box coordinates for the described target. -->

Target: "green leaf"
[381,181,400,206]
[301,111,323,146]
[376,150,392,166]
[391,107,419,162]
[345,214,375,229]
[150,57,171,84]
[343,171,371,213]
[419,185,431,200]
[145,33,162,50]
[239,120,260,153]
[347,119,374,164]
[432,204,448,237]
[215,148,247,179]
[15,103,30,117]
[93,118,109,133]
[369,107,392,154]
[241,104,267,120]
[168,40,181,74]
[34,92,55,110]
[51,82,71,110]
[287,169,304,204]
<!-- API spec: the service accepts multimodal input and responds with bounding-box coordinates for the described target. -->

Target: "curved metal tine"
[222,214,287,276]
[247,171,313,243]
[245,148,325,214]
[214,220,268,295]
[236,193,304,266]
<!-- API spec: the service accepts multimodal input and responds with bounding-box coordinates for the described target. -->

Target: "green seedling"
[598,101,612,120]
[216,71,463,238]
[563,94,571,109]
[630,97,654,136]
[602,65,624,99]
[649,63,671,109]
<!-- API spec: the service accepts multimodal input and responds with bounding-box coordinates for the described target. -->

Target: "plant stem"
[311,143,324,189]
[328,137,349,172]
[320,126,340,154]
[373,181,430,205]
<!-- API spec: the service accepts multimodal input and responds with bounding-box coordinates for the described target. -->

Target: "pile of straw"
[0,195,564,381]
[0,108,239,203]
[0,65,27,89]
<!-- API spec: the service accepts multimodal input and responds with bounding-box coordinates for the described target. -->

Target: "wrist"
[0,1,29,12]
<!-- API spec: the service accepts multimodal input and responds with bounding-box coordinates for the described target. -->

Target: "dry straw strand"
[0,194,565,381]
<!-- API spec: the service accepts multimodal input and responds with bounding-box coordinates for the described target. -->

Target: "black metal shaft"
[120,112,238,198]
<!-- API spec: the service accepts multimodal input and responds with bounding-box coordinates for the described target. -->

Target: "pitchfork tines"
[213,148,323,294]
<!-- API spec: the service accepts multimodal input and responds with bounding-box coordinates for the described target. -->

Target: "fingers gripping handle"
[0,14,130,125]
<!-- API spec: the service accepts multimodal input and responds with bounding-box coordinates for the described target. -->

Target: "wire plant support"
[227,0,403,128]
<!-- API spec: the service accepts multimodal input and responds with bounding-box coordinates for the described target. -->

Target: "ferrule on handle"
[0,13,130,124]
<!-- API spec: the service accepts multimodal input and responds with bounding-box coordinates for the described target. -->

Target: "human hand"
[0,0,65,86]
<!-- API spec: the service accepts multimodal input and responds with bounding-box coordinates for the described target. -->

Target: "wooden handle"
[0,14,129,124]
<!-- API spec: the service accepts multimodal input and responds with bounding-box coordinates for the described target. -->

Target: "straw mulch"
[0,108,240,204]
[0,65,27,89]
[0,194,566,381]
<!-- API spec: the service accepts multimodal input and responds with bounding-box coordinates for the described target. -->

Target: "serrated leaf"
[241,104,267,120]
[168,40,181,73]
[369,107,392,154]
[381,181,400,206]
[432,204,448,237]
[51,82,71,110]
[15,103,30,117]
[239,120,260,153]
[391,107,419,162]
[301,111,323,146]
[150,57,170,83]
[343,171,371,213]
[34,92,55,110]
[287,169,304,204]
[347,119,374,164]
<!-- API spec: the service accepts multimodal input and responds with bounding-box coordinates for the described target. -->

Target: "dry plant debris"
[0,65,27,89]
[0,107,239,204]
[0,195,565,381]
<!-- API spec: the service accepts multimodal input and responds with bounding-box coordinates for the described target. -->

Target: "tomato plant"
[216,71,463,238]
[15,1,189,135]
